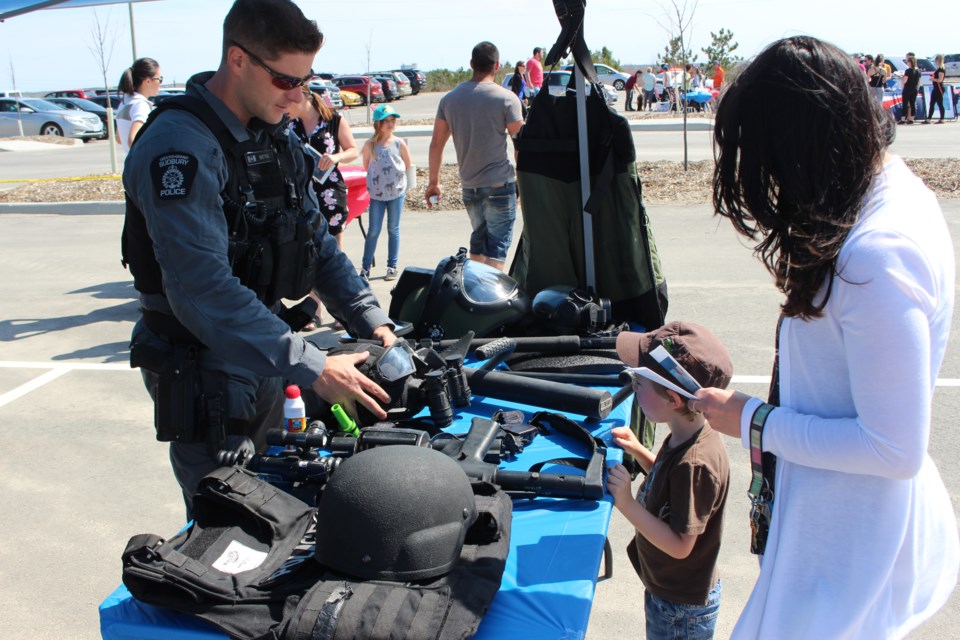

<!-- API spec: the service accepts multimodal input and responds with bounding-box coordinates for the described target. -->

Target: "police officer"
[122,0,396,514]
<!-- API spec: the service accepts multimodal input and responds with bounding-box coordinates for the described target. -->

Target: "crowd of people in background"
[859,51,951,124]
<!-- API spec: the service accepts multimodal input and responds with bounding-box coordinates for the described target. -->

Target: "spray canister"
[284,385,308,434]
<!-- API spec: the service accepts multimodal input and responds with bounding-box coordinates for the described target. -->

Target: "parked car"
[393,68,426,94]
[0,89,24,98]
[563,63,629,90]
[373,71,411,97]
[87,94,123,110]
[0,97,104,139]
[339,89,363,107]
[370,75,399,101]
[332,76,385,104]
[42,96,109,139]
[307,79,343,109]
[943,53,960,77]
[45,89,90,99]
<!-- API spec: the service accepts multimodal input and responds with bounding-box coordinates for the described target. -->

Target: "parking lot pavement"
[1,198,958,639]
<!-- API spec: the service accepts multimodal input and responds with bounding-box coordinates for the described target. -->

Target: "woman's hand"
[318,152,336,171]
[687,388,752,438]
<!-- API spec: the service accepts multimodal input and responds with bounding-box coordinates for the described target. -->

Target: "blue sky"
[2,0,956,92]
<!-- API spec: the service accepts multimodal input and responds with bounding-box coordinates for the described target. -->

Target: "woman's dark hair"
[223,0,323,60]
[514,61,525,76]
[118,57,160,96]
[712,36,894,319]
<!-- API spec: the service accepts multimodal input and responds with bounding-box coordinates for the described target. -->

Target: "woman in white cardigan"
[693,36,958,639]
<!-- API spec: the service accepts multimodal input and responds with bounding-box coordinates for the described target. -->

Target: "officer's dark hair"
[713,35,894,320]
[222,0,323,61]
[119,58,160,96]
[471,42,499,74]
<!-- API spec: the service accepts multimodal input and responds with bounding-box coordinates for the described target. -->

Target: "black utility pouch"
[269,212,299,302]
[154,344,200,443]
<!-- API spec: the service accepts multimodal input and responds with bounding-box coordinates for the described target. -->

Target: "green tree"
[656,36,697,68]
[701,28,740,76]
[424,68,473,92]
[591,46,621,70]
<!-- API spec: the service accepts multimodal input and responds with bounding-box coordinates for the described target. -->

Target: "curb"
[0,201,124,215]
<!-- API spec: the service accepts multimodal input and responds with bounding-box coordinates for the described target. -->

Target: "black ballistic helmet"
[314,446,478,581]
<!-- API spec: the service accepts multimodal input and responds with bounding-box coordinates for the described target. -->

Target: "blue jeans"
[362,195,404,271]
[644,581,722,640]
[462,182,516,262]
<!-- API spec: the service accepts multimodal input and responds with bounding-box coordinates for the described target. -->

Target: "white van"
[944,54,960,77]
[0,89,24,98]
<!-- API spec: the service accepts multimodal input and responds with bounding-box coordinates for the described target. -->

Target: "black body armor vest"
[121,95,321,308]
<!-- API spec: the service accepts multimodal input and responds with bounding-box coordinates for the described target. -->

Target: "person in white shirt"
[692,35,959,639]
[116,57,162,153]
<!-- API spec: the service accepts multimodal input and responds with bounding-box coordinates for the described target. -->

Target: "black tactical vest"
[121,95,321,308]
[121,466,511,640]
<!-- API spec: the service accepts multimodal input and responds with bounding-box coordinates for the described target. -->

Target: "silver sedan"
[0,97,104,140]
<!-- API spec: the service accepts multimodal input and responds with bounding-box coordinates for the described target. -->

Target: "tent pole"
[574,65,595,290]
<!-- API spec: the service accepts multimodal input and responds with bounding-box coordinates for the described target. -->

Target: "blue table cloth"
[99,387,630,640]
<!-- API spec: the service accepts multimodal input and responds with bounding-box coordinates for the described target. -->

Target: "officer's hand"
[311,352,390,421]
[425,184,442,209]
[371,325,397,347]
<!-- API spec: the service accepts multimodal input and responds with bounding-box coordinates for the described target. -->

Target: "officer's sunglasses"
[231,40,315,91]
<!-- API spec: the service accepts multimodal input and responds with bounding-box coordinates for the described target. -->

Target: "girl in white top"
[116,57,162,153]
[694,36,958,639]
[360,103,411,281]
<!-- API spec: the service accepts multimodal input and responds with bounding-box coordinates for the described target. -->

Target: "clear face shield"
[460,261,522,306]
[372,339,417,382]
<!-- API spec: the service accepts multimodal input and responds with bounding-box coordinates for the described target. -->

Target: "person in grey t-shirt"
[426,41,524,270]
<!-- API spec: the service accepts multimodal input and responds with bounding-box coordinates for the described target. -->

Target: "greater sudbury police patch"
[151,152,198,200]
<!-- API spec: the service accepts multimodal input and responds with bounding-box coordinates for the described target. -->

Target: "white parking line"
[0,368,71,408]
[0,361,132,409]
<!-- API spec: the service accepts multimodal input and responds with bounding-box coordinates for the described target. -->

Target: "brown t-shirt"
[626,425,730,605]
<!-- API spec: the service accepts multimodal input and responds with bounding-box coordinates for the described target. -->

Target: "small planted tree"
[656,0,700,171]
[656,35,698,68]
[87,8,119,172]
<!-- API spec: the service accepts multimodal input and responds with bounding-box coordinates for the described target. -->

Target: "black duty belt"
[142,309,203,345]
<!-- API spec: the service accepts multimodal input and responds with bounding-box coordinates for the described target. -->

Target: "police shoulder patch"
[150,152,198,200]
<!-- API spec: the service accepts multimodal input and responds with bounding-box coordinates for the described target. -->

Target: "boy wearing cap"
[607,321,732,639]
